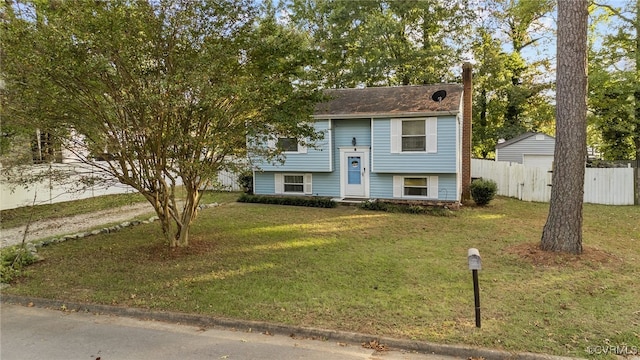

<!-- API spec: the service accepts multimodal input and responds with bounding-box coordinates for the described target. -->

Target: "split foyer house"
[251,65,473,205]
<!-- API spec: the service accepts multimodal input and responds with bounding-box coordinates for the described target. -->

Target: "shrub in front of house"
[238,172,253,194]
[359,199,454,216]
[470,178,498,206]
[237,194,337,208]
[359,199,390,211]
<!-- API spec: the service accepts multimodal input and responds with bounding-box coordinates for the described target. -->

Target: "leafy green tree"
[471,0,555,154]
[1,0,324,247]
[470,28,511,158]
[287,0,474,87]
[589,0,639,162]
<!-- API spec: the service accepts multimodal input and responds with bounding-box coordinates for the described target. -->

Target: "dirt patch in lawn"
[505,242,621,269]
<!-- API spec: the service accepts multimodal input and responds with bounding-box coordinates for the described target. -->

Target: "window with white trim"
[402,120,426,151]
[275,173,312,194]
[390,118,437,153]
[277,138,298,152]
[274,137,307,154]
[393,175,438,199]
[284,174,304,192]
[403,177,428,196]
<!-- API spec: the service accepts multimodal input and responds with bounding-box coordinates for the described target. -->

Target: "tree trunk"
[540,0,588,254]
[173,185,201,247]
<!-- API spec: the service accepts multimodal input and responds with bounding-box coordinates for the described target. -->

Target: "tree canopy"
[287,0,474,88]
[588,0,639,162]
[1,0,324,247]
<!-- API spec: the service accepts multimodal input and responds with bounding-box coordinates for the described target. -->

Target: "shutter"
[390,119,401,153]
[304,173,313,194]
[274,173,283,194]
[393,176,402,198]
[267,138,277,150]
[428,176,439,199]
[298,141,307,154]
[426,118,437,153]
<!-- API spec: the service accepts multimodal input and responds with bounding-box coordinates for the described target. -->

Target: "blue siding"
[308,172,341,197]
[255,120,332,172]
[370,173,459,201]
[332,119,371,148]
[253,116,460,201]
[253,171,275,195]
[253,171,341,197]
[332,118,371,181]
[372,116,458,173]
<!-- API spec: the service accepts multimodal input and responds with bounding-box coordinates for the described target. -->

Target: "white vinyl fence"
[0,162,242,210]
[472,159,636,205]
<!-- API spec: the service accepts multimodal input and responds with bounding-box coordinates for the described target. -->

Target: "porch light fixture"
[352,137,357,146]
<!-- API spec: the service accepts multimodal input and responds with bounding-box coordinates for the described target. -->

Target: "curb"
[0,295,585,360]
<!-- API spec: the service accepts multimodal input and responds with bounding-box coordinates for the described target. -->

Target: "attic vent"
[431,90,447,102]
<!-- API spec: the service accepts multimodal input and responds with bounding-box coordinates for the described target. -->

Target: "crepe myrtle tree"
[1,0,325,247]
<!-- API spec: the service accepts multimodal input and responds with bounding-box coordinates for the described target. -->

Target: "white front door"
[340,148,369,198]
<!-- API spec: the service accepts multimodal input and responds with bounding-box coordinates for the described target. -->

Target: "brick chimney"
[461,63,473,202]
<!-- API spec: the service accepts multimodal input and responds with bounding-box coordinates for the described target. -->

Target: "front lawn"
[5,197,640,358]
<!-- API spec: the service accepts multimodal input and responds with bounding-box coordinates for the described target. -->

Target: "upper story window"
[277,137,299,152]
[402,120,426,151]
[275,137,307,154]
[390,117,437,153]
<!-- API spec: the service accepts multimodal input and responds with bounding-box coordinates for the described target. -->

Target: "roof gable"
[314,84,463,118]
[496,132,555,149]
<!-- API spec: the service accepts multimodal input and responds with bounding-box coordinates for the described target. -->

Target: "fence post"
[635,167,639,206]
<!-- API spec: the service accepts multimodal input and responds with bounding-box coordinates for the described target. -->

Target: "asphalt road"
[0,303,461,360]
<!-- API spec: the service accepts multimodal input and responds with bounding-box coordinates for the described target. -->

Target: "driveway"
[0,203,155,248]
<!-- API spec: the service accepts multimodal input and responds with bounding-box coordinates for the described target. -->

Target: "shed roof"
[314,83,463,118]
[495,132,555,149]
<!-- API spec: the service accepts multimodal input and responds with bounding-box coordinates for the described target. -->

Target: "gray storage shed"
[495,132,555,169]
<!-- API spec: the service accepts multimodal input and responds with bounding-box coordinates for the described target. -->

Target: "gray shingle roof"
[314,83,463,118]
[495,132,555,149]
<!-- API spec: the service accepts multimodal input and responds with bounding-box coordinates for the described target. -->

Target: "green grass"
[4,197,640,358]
